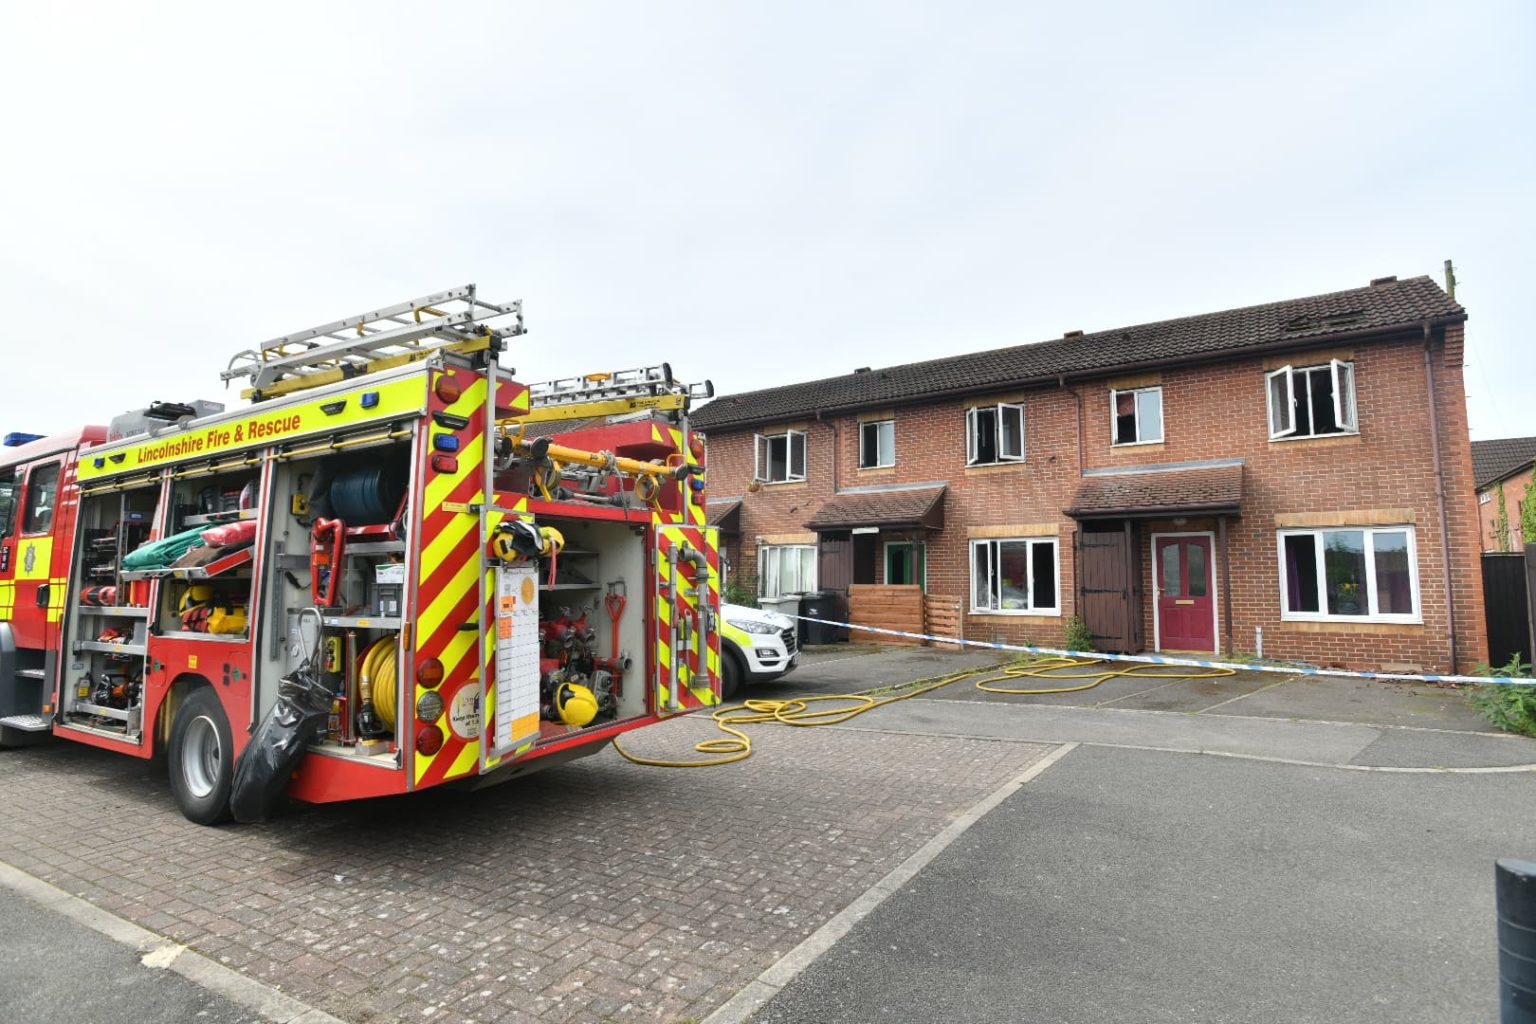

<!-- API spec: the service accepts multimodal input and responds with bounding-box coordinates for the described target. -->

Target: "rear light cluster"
[430,374,464,473]
[413,658,447,757]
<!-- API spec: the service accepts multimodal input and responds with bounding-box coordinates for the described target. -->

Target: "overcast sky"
[1,1,1530,440]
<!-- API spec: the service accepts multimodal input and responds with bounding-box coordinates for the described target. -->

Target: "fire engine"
[0,287,722,824]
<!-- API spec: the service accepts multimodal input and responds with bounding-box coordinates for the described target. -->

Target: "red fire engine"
[0,287,722,823]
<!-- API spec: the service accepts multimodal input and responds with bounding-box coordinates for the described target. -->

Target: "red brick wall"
[702,327,1487,673]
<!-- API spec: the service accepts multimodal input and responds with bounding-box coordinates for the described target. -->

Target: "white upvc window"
[1277,526,1420,622]
[1266,359,1357,440]
[759,543,817,598]
[859,419,895,469]
[966,402,1025,466]
[1111,386,1164,446]
[970,537,1059,614]
[753,429,807,483]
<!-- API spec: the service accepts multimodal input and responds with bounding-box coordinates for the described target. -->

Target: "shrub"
[1470,653,1536,737]
[1063,615,1095,653]
[721,577,757,609]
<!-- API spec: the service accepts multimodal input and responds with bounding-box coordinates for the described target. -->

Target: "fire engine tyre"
[169,687,234,825]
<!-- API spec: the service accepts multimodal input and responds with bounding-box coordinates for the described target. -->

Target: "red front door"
[1154,535,1215,652]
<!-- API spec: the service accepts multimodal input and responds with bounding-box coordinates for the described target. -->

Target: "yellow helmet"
[553,682,598,727]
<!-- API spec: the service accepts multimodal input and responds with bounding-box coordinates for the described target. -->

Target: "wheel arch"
[152,672,215,756]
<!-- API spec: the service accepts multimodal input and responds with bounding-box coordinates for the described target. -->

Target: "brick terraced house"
[1472,435,1536,552]
[692,275,1486,673]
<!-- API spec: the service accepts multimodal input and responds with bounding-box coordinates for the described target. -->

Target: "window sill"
[1110,439,1165,449]
[1278,618,1423,634]
[1267,431,1362,447]
[968,608,1062,619]
[753,479,808,490]
[964,462,1026,476]
[856,464,896,475]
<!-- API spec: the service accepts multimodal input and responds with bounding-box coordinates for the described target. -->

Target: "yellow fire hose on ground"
[610,655,1236,768]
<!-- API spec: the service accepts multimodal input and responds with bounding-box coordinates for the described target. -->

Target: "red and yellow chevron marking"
[653,526,721,715]
[412,371,534,787]
[412,369,491,789]
[647,424,707,528]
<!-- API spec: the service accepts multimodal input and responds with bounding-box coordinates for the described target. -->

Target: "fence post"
[1498,859,1536,1023]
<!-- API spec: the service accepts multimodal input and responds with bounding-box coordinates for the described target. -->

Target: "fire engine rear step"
[0,714,51,732]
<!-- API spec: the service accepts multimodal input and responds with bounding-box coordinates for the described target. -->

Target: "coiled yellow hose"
[359,635,399,730]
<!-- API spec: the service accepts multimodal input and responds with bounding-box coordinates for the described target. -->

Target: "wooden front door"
[1154,534,1215,652]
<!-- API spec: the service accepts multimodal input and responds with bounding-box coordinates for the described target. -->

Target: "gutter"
[1064,503,1241,520]
[1423,322,1458,670]
[695,315,1468,433]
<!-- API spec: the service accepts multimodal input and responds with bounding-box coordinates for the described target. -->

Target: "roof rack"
[511,364,713,424]
[222,285,524,400]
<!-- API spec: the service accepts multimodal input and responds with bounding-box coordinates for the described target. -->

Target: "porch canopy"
[706,497,742,534]
[1065,463,1243,520]
[804,484,946,532]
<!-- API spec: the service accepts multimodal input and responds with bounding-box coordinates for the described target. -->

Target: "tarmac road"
[752,742,1529,1024]
[0,884,262,1024]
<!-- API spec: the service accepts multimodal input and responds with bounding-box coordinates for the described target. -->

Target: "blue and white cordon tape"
[788,615,1536,687]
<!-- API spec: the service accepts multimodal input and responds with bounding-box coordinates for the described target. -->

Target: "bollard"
[1498,859,1536,1023]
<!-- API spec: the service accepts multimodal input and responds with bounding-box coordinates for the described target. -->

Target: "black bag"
[229,663,334,823]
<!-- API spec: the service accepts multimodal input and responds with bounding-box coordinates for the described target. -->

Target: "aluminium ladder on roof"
[221,285,524,396]
[525,364,713,410]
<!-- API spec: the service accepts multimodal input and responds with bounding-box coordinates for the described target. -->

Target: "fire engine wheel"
[169,688,234,825]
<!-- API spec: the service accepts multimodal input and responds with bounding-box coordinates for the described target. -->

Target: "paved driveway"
[0,707,1052,1024]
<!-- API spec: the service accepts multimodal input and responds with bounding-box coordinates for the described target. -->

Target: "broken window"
[970,537,1058,613]
[753,429,807,483]
[966,402,1025,466]
[1112,386,1163,445]
[1266,360,1356,440]
[1279,526,1417,621]
[859,419,895,469]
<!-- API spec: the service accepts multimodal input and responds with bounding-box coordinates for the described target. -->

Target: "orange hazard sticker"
[497,616,513,639]
[499,595,516,613]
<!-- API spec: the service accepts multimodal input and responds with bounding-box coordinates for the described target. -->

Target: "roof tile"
[1066,466,1243,518]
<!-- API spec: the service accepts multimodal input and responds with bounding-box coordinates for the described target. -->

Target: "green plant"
[721,577,757,609]
[1063,615,1094,653]
[1522,477,1536,546]
[1494,481,1512,552]
[1470,652,1536,737]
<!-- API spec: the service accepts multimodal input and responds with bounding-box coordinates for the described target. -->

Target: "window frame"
[858,419,896,470]
[21,462,60,536]
[753,429,807,483]
[0,470,16,541]
[758,543,817,598]
[1266,359,1358,441]
[1110,385,1164,446]
[1276,525,1420,624]
[965,402,1025,466]
[968,536,1060,616]
[883,540,925,589]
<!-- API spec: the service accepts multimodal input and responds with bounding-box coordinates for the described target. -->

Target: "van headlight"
[727,619,778,634]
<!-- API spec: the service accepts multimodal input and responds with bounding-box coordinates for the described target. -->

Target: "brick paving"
[0,718,1051,1024]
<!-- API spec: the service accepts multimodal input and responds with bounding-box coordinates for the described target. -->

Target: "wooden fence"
[847,585,924,645]
[924,595,964,649]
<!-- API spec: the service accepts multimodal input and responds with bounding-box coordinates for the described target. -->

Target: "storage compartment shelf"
[76,606,151,618]
[73,702,130,721]
[120,546,254,581]
[180,508,259,528]
[540,583,601,591]
[75,640,146,656]
[346,540,406,555]
[154,629,248,641]
[321,615,403,629]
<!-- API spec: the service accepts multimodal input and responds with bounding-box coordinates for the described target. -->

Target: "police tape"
[787,615,1536,687]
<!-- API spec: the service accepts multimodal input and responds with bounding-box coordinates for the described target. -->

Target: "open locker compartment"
[61,476,161,737]
[483,514,651,768]
[256,427,416,767]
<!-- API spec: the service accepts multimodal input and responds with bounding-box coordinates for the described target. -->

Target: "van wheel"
[721,650,744,702]
[168,688,234,825]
